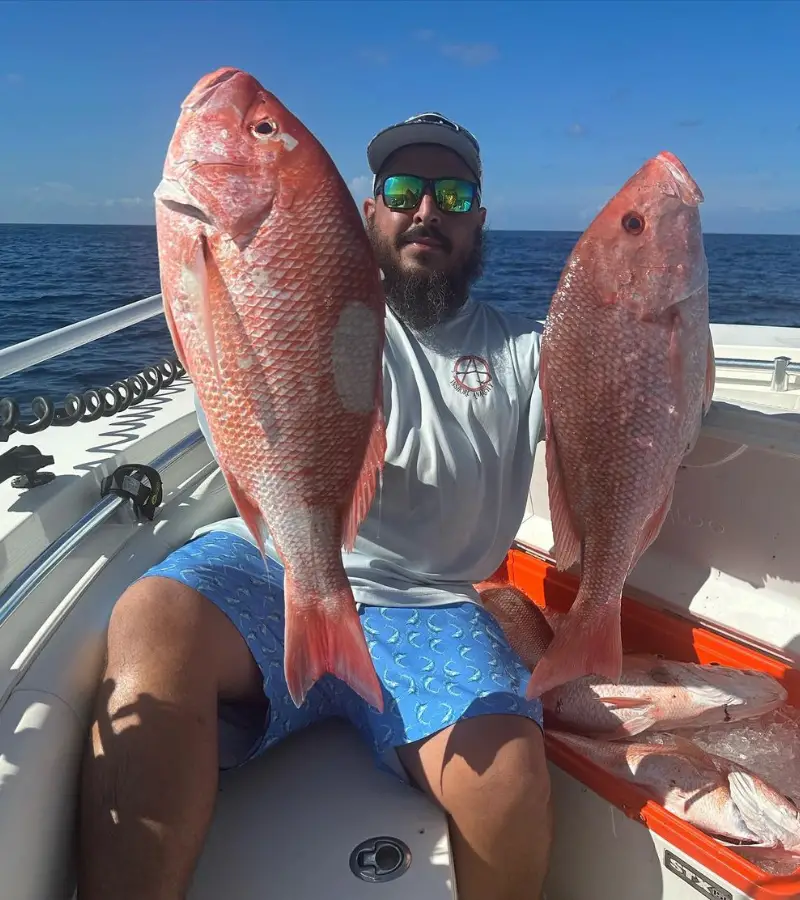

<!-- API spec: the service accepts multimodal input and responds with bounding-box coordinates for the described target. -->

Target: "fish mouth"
[153,178,211,224]
[177,156,251,173]
[656,151,704,206]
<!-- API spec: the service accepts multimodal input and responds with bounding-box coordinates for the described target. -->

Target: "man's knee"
[401,714,552,824]
[442,716,551,819]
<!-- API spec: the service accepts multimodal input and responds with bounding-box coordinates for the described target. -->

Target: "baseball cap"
[367,112,482,190]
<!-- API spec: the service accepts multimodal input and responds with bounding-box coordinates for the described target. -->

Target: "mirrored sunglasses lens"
[435,179,475,213]
[382,175,424,209]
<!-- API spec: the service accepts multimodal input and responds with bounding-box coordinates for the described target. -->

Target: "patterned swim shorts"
[142,530,543,773]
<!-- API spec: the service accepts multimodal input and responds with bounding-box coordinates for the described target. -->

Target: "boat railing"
[715,355,799,392]
[0,293,164,380]
[0,293,186,443]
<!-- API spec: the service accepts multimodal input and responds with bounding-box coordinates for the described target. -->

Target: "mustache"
[396,225,452,254]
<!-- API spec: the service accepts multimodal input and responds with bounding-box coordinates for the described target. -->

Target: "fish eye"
[251,120,276,139]
[622,211,645,235]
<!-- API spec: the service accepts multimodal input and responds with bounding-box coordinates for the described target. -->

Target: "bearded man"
[78,112,553,900]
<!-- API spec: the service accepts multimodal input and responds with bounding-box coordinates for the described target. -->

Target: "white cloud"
[4,73,23,85]
[104,196,145,207]
[358,48,391,65]
[439,43,499,66]
[412,29,498,66]
[567,123,587,138]
[21,183,149,210]
[348,175,373,200]
[26,182,86,205]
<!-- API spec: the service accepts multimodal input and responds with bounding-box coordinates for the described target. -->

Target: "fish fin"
[607,713,659,740]
[704,327,716,415]
[162,294,190,371]
[728,771,767,825]
[599,696,654,710]
[283,570,384,713]
[540,353,581,571]
[596,697,657,740]
[341,377,387,552]
[728,770,800,848]
[630,483,675,570]
[526,593,622,699]
[668,309,686,415]
[220,467,271,554]
[184,234,222,382]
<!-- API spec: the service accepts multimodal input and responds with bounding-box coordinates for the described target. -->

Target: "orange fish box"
[494,546,800,900]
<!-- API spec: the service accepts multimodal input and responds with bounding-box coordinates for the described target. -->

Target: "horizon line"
[1,222,800,239]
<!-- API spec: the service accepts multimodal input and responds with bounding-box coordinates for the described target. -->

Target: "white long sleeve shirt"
[194,297,543,608]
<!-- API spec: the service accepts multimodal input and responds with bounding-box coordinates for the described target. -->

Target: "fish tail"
[526,591,623,699]
[283,570,384,713]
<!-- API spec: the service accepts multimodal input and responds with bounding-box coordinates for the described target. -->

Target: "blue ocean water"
[1,224,799,406]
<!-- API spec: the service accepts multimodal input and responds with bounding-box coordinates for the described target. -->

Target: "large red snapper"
[154,67,386,711]
[526,151,715,700]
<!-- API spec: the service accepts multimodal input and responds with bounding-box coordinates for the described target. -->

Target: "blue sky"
[1,0,799,234]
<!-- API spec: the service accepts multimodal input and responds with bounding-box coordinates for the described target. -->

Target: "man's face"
[363,144,487,332]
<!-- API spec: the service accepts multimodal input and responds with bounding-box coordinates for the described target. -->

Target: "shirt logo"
[451,355,493,397]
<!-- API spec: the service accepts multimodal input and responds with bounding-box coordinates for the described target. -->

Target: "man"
[78,112,553,900]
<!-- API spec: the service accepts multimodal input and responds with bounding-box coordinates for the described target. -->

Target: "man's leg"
[77,570,266,900]
[398,715,552,900]
[77,530,329,900]
[347,599,553,900]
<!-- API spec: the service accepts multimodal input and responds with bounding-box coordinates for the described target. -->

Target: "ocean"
[1,223,799,405]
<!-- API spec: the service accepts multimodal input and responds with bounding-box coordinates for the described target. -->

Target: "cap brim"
[367,121,481,184]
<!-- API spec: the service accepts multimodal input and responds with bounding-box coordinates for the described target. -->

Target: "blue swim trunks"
[142,530,542,774]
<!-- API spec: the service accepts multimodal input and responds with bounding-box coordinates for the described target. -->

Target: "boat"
[0,294,798,900]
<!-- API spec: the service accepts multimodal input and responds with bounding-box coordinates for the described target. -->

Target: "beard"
[366,219,485,332]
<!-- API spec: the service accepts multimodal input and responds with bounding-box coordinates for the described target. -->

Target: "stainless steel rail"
[0,293,164,380]
[715,355,799,392]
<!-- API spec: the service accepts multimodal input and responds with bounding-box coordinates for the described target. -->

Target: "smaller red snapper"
[527,151,715,700]
[723,767,800,857]
[555,731,800,856]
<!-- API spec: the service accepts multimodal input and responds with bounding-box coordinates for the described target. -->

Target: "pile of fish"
[479,582,800,863]
[553,731,800,862]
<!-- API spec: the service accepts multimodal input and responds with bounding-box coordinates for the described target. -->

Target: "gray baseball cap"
[367,112,482,189]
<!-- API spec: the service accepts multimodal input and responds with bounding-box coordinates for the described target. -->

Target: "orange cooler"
[498,546,800,900]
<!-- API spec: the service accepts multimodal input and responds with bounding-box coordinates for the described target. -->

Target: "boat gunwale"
[0,427,206,631]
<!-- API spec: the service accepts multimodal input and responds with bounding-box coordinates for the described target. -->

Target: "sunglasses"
[375,174,481,214]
